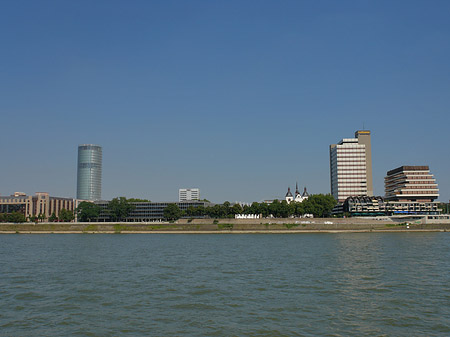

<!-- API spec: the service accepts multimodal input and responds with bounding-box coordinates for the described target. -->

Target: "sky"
[1,0,450,203]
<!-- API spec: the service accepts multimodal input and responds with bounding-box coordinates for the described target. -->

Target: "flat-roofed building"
[179,188,200,201]
[0,192,76,220]
[330,130,373,202]
[94,200,211,222]
[385,166,439,202]
[384,166,440,215]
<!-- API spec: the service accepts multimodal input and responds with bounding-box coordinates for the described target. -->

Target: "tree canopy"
[0,212,26,223]
[180,195,337,219]
[164,203,182,221]
[59,208,75,222]
[107,197,135,221]
[76,201,101,222]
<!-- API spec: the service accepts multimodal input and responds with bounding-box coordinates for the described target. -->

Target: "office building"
[77,144,102,200]
[385,166,439,201]
[94,200,211,222]
[333,195,441,216]
[0,192,76,220]
[179,188,200,202]
[330,130,373,202]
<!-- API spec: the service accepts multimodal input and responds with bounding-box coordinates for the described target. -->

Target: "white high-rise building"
[330,131,373,202]
[179,188,200,201]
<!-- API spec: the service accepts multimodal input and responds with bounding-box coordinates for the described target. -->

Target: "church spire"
[285,187,293,197]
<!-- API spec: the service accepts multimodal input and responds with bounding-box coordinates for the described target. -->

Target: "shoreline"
[1,220,449,234]
[0,229,448,234]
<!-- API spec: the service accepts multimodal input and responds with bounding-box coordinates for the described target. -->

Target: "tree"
[7,212,26,223]
[302,194,337,217]
[231,203,243,215]
[49,212,58,222]
[59,208,75,222]
[164,203,182,221]
[107,197,135,221]
[76,201,101,222]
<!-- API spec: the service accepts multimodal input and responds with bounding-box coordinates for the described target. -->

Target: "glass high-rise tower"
[77,144,102,200]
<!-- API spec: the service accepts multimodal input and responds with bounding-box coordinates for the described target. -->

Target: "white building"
[330,130,373,202]
[179,188,200,202]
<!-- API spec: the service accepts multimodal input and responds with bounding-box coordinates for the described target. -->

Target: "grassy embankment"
[0,219,449,233]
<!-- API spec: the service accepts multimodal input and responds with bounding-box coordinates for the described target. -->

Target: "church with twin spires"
[285,183,309,204]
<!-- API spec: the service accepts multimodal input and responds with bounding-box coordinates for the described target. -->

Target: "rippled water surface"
[0,233,449,336]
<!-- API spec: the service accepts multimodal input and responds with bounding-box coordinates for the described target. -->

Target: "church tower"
[285,187,294,204]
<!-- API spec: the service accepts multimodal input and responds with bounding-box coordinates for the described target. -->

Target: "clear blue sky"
[1,0,449,203]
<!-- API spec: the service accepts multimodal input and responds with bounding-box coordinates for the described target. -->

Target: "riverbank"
[1,219,449,233]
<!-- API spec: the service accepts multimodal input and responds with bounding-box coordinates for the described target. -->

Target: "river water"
[0,233,449,336]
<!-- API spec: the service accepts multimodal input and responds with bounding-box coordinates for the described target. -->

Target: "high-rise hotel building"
[77,144,102,201]
[330,130,373,202]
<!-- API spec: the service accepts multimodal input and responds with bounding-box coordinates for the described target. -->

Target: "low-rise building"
[0,192,76,220]
[94,200,212,222]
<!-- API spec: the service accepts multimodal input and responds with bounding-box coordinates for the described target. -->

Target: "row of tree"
[167,194,337,220]
[0,212,27,223]
[0,209,75,223]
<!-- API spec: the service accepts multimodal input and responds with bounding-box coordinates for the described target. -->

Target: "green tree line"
[167,194,336,220]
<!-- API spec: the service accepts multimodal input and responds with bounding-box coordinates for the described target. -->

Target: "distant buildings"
[179,188,200,202]
[77,144,102,201]
[0,192,76,220]
[336,165,441,216]
[285,184,309,204]
[330,130,373,202]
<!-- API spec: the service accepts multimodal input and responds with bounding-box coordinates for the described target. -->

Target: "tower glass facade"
[77,144,102,200]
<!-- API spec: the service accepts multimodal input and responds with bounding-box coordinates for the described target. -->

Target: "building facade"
[0,192,76,220]
[384,166,439,202]
[334,195,441,216]
[179,188,200,202]
[94,200,211,222]
[330,130,373,202]
[77,144,102,201]
[384,166,440,215]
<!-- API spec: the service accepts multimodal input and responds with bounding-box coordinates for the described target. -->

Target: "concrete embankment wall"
[1,218,449,233]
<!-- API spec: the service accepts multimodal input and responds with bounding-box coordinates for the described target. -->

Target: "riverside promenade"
[1,217,449,233]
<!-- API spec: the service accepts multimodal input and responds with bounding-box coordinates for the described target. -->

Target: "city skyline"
[1,1,450,203]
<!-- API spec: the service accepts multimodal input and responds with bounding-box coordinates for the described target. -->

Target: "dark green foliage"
[76,201,101,222]
[302,194,337,218]
[0,212,26,223]
[200,194,336,219]
[59,209,75,222]
[49,212,58,222]
[107,197,135,221]
[163,203,182,221]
